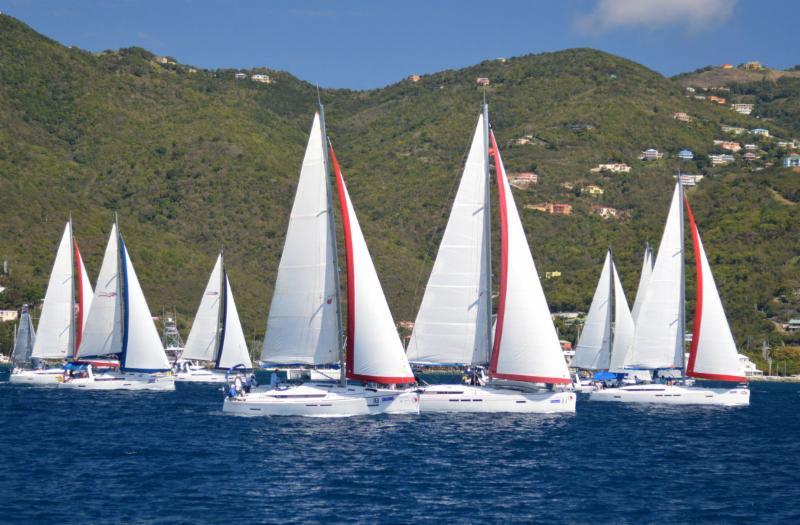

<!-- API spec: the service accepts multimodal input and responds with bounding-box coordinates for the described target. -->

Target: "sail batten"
[407,111,491,366]
[488,130,571,384]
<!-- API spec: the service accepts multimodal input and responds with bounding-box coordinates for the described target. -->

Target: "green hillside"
[1,15,798,368]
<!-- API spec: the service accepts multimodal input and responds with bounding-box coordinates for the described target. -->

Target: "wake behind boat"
[10,220,93,385]
[223,107,418,417]
[175,252,252,383]
[59,217,174,391]
[590,182,749,406]
[409,106,574,413]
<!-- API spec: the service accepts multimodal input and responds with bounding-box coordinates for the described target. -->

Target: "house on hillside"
[675,174,704,187]
[583,184,604,196]
[673,112,693,122]
[508,172,538,189]
[721,63,734,69]
[744,143,757,151]
[709,154,735,166]
[251,74,272,84]
[784,155,800,168]
[732,103,754,115]
[743,152,758,161]
[639,148,663,161]
[0,310,18,322]
[591,205,623,220]
[678,149,694,160]
[408,74,421,82]
[751,128,770,137]
[526,203,573,216]
[476,77,490,86]
[234,72,247,80]
[722,124,747,135]
[742,61,763,70]
[777,140,799,149]
[590,162,631,174]
[713,140,742,152]
[708,95,726,105]
[685,86,696,93]
[397,320,415,330]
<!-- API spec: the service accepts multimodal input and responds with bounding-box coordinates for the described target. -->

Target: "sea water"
[1,368,798,524]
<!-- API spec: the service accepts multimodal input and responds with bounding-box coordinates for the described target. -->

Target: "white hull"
[59,370,175,391]
[589,383,749,406]
[418,384,576,413]
[9,368,63,386]
[222,382,419,417]
[175,369,228,383]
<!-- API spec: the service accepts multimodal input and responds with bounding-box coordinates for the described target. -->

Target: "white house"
[251,74,272,84]
[0,309,18,322]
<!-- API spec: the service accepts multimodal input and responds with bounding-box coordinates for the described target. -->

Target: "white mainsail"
[407,110,491,366]
[262,112,340,366]
[608,261,635,372]
[32,222,74,360]
[489,131,571,384]
[77,224,123,359]
[11,306,36,366]
[573,252,613,370]
[331,145,415,383]
[631,243,654,323]
[685,200,745,381]
[217,272,252,369]
[627,183,685,369]
[119,237,169,371]
[182,255,223,363]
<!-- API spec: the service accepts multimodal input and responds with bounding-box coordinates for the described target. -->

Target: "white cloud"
[574,0,736,34]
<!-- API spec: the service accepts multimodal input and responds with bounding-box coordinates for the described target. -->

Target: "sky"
[1,0,798,89]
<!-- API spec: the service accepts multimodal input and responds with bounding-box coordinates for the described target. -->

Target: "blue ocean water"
[1,368,798,525]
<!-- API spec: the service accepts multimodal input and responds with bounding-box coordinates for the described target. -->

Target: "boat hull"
[9,368,63,386]
[588,383,749,406]
[58,371,175,391]
[175,369,227,383]
[418,384,576,413]
[222,383,419,417]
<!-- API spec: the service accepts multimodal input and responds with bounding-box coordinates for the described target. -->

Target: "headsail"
[488,131,571,384]
[627,183,685,370]
[608,260,635,372]
[217,269,252,369]
[182,255,223,363]
[331,145,415,384]
[11,306,36,367]
[262,112,340,366]
[74,239,94,356]
[685,198,745,382]
[407,109,491,366]
[631,243,654,323]
[31,222,74,360]
[573,252,613,370]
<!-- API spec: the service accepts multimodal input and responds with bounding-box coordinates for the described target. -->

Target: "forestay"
[573,252,613,370]
[31,223,74,359]
[489,131,571,384]
[262,113,340,366]
[685,199,746,382]
[331,146,415,384]
[627,183,685,370]
[407,111,491,366]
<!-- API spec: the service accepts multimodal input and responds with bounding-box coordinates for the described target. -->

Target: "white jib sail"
[608,260,635,372]
[407,111,491,365]
[573,252,613,370]
[182,255,223,363]
[77,224,123,359]
[262,112,339,366]
[217,273,252,369]
[628,183,684,369]
[77,247,94,333]
[120,238,170,371]
[335,155,414,382]
[490,135,570,383]
[31,222,74,359]
[688,219,745,380]
[631,245,653,323]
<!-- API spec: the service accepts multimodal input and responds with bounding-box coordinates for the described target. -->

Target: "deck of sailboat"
[589,382,749,406]
[9,367,63,385]
[59,369,175,391]
[418,383,576,413]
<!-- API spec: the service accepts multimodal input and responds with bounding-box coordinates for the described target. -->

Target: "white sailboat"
[590,183,749,405]
[60,219,174,391]
[413,107,574,414]
[223,109,418,417]
[175,252,253,382]
[10,220,94,385]
[572,250,636,388]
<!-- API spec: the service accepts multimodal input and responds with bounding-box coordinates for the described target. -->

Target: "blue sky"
[1,0,797,89]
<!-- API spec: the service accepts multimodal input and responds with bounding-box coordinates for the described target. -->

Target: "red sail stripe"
[684,195,702,378]
[488,130,508,378]
[329,144,356,380]
[491,372,572,384]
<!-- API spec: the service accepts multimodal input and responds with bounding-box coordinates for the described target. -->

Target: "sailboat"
[590,182,749,405]
[9,305,36,370]
[410,105,574,413]
[223,108,419,417]
[10,220,94,385]
[631,243,654,323]
[572,250,636,388]
[175,252,253,382]
[60,218,174,391]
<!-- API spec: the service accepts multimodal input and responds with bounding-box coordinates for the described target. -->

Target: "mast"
[68,215,76,361]
[481,101,492,366]
[607,248,614,367]
[678,180,686,371]
[214,250,227,369]
[319,98,346,386]
[116,212,127,368]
